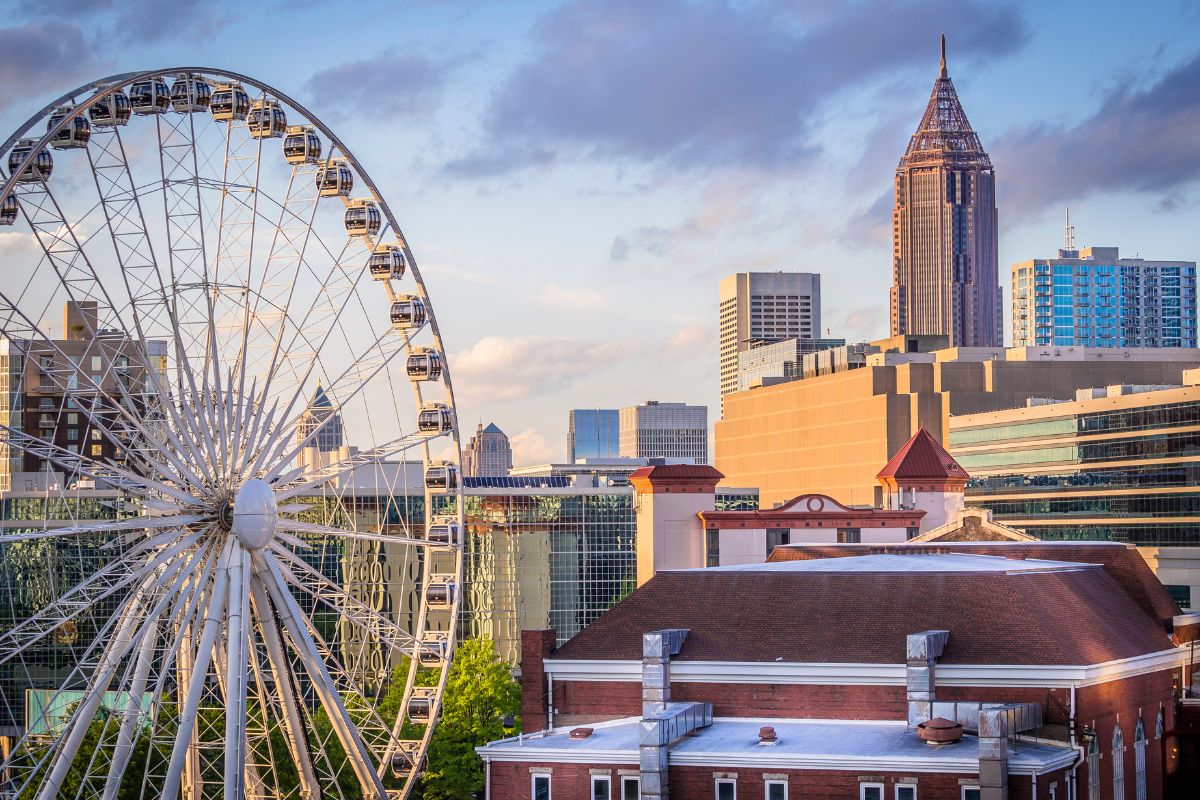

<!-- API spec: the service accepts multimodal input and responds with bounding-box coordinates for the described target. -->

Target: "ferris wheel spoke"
[255,550,389,799]
[0,513,208,545]
[270,429,431,499]
[269,545,420,653]
[274,519,429,548]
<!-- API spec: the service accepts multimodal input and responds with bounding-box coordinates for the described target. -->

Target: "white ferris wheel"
[0,69,464,799]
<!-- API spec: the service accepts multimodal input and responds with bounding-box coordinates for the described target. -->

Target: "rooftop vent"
[569,728,593,740]
[758,726,778,746]
[916,717,963,745]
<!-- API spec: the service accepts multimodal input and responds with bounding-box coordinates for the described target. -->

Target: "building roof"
[478,716,1075,775]
[550,553,1173,666]
[767,541,1180,630]
[876,428,969,482]
[898,35,992,171]
[671,553,1086,575]
[907,508,1037,542]
[482,422,504,434]
[627,464,724,481]
[700,493,923,528]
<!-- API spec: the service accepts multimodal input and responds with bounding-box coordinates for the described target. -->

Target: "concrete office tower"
[619,401,708,465]
[1012,245,1198,348]
[463,421,513,477]
[891,35,1000,347]
[718,272,821,398]
[567,408,619,462]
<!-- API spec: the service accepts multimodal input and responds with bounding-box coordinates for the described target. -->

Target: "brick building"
[479,545,1199,799]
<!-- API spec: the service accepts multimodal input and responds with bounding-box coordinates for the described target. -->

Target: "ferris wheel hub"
[231,478,278,550]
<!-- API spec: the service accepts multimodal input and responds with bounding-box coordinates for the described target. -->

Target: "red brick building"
[479,546,1199,800]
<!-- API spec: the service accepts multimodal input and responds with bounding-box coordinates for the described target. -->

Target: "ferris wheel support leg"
[250,579,322,800]
[163,537,236,800]
[101,605,160,800]
[256,551,388,800]
[223,545,251,800]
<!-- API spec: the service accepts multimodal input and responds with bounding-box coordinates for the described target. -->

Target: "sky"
[2,0,1199,466]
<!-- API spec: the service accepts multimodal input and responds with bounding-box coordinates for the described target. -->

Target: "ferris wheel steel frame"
[0,67,465,800]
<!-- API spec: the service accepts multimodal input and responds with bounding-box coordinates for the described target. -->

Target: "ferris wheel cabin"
[129,77,171,115]
[405,348,442,381]
[88,90,131,127]
[424,460,458,490]
[344,198,382,237]
[315,159,353,197]
[368,243,406,281]
[417,633,450,668]
[210,82,251,121]
[417,402,453,434]
[425,580,456,609]
[390,296,427,330]
[1,194,18,226]
[8,140,53,183]
[283,125,321,164]
[170,75,212,113]
[248,99,287,139]
[47,107,90,149]
[406,687,437,723]
[424,517,459,545]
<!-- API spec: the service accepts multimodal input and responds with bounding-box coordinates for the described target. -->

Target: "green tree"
[419,638,521,800]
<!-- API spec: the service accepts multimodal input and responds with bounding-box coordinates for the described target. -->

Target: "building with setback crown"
[892,35,1000,347]
[482,544,1200,800]
[463,421,513,478]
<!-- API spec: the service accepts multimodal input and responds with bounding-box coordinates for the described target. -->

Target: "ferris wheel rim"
[0,65,467,800]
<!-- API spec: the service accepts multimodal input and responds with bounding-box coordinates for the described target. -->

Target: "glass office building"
[949,380,1200,608]
[567,409,620,463]
[1012,246,1197,348]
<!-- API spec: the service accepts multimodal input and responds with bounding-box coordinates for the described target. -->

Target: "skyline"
[2,0,1199,465]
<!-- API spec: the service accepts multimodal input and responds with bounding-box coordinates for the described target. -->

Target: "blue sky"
[2,0,1198,465]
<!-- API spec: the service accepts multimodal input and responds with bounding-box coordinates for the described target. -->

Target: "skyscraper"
[619,401,708,464]
[1012,245,1197,348]
[295,382,350,474]
[463,422,513,477]
[567,409,620,462]
[891,35,1000,347]
[719,272,821,398]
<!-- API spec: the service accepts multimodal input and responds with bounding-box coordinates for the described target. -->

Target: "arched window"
[1155,708,1164,740]
[1112,724,1125,799]
[1134,718,1147,800]
[1087,736,1101,800]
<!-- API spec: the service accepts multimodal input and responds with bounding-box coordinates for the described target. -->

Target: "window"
[91,356,102,371]
[532,774,551,800]
[1113,724,1125,799]
[861,784,884,800]
[67,429,78,441]
[766,529,789,556]
[90,445,103,457]
[895,785,916,800]
[592,775,611,800]
[706,529,720,567]
[961,789,981,800]
[837,527,861,543]
[716,778,736,800]
[765,780,787,800]
[91,428,102,440]
[1087,730,1101,799]
[1134,718,1146,800]
[1155,708,1164,740]
[621,777,639,800]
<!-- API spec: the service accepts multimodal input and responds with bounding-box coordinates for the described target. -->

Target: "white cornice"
[544,648,1186,688]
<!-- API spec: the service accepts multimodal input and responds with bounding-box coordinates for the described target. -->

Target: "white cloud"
[534,284,610,312]
[660,322,713,362]
[509,427,557,467]
[451,334,636,403]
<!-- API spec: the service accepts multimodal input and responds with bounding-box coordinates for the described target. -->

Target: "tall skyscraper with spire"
[891,35,1001,347]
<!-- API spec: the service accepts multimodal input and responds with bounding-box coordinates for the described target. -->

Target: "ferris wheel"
[0,68,463,800]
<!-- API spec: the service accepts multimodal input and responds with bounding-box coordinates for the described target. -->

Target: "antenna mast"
[1063,206,1075,252]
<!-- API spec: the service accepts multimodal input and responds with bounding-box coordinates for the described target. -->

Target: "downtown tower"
[891,36,1001,346]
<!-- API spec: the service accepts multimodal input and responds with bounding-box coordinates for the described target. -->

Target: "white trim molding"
[543,649,1187,689]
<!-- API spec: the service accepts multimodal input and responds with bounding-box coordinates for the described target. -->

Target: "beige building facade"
[718,271,820,398]
[715,340,1200,508]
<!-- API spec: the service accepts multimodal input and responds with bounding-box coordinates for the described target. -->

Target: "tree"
[419,638,521,800]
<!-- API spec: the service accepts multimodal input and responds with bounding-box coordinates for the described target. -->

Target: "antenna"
[1063,206,1075,251]
[939,33,948,79]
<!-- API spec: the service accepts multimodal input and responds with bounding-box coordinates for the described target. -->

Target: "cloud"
[509,427,557,466]
[838,190,892,251]
[660,322,713,362]
[994,51,1200,215]
[451,334,636,402]
[304,50,448,119]
[0,22,103,106]
[16,0,225,43]
[535,285,610,312]
[449,0,1026,177]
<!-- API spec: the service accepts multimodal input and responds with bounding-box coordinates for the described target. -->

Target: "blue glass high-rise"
[568,409,619,462]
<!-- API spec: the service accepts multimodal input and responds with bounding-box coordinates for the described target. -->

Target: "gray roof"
[670,552,1093,575]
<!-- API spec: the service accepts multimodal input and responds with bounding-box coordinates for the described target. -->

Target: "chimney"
[906,630,950,726]
[640,628,691,800]
[978,707,1010,800]
[520,629,556,733]
[63,301,99,341]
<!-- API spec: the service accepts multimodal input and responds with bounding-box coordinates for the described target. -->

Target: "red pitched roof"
[550,558,1173,666]
[876,428,969,481]
[627,464,724,481]
[767,542,1181,629]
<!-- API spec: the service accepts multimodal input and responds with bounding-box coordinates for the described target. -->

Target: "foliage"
[419,637,521,800]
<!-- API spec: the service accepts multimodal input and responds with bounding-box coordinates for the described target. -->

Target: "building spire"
[939,33,948,79]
